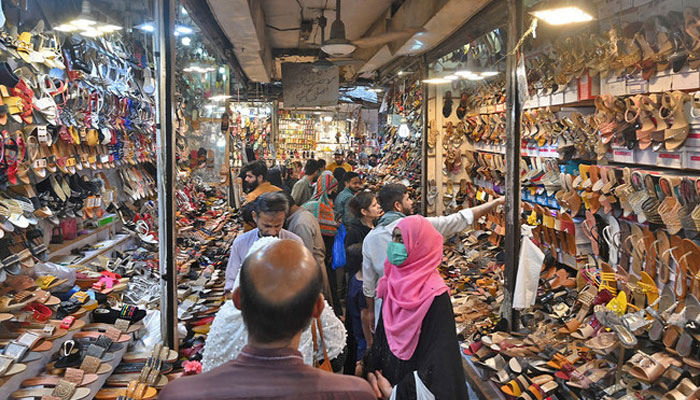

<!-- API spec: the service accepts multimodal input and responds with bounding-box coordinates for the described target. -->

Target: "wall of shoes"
[0,2,177,398]
[427,1,700,398]
[372,73,423,208]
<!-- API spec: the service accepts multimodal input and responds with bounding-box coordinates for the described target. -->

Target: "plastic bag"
[389,371,435,400]
[331,223,346,270]
[33,262,76,292]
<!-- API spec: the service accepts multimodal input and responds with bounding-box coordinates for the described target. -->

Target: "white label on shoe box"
[649,74,673,92]
[627,75,648,94]
[564,86,578,104]
[607,78,626,96]
[672,71,700,90]
[685,151,700,170]
[612,147,634,163]
[636,147,658,166]
[656,151,682,169]
[551,92,564,105]
[686,132,700,147]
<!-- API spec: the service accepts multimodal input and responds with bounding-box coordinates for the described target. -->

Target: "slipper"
[11,387,91,400]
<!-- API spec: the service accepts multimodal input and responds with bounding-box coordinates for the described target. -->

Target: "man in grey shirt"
[283,193,332,304]
[291,159,321,206]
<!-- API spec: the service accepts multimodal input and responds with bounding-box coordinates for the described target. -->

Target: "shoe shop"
[0,0,699,399]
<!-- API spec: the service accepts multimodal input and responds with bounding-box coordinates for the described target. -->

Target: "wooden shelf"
[48,222,115,255]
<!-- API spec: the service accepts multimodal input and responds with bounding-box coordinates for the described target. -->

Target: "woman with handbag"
[364,215,469,400]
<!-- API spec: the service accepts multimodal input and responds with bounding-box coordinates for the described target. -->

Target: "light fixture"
[321,0,356,57]
[181,37,191,46]
[423,78,450,84]
[209,95,232,102]
[218,66,226,74]
[444,75,458,81]
[529,1,594,25]
[398,117,410,138]
[175,25,194,35]
[55,0,122,37]
[137,22,155,32]
[467,75,485,81]
[455,70,474,77]
[183,64,217,73]
[323,115,333,122]
[367,87,383,93]
[481,71,499,77]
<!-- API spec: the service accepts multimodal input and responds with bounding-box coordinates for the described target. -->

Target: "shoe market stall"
[422,0,700,398]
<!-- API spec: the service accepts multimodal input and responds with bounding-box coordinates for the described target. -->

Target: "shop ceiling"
[202,0,495,83]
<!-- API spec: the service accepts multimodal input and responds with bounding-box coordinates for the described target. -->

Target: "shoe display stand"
[0,327,79,399]
[421,0,700,398]
[371,72,424,207]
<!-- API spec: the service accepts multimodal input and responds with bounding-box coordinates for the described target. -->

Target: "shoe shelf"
[48,219,118,259]
[460,354,506,400]
[0,321,81,399]
[81,336,132,400]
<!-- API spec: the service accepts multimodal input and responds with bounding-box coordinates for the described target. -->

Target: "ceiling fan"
[320,0,421,57]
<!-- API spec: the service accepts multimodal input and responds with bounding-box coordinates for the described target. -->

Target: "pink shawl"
[376,215,449,360]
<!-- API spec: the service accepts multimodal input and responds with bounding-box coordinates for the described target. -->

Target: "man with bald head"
[159,240,375,400]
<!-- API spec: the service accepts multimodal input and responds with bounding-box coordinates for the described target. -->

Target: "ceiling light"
[530,1,594,25]
[175,25,193,35]
[181,37,191,46]
[423,78,450,84]
[98,24,122,33]
[55,24,79,32]
[137,22,154,32]
[455,70,474,77]
[321,0,356,57]
[58,0,121,37]
[481,71,499,77]
[323,116,333,122]
[444,75,458,81]
[467,75,485,81]
[209,95,232,102]
[219,67,226,74]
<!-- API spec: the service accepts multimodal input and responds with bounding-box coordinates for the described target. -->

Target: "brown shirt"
[159,346,376,400]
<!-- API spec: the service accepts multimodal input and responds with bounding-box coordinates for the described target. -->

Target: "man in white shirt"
[225,192,302,292]
[361,183,505,344]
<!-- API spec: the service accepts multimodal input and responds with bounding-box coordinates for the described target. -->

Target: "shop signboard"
[282,63,339,107]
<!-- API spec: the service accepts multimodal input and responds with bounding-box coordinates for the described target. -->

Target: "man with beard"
[225,192,302,292]
[241,160,282,204]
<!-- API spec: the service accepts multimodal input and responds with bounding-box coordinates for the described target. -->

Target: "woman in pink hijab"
[366,215,468,399]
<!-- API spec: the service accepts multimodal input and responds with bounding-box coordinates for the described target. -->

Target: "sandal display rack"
[371,72,424,207]
[422,1,700,399]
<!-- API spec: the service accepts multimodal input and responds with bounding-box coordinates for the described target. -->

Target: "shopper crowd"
[161,150,504,399]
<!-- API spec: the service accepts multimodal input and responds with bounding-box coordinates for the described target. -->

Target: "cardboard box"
[551,91,564,105]
[564,84,579,103]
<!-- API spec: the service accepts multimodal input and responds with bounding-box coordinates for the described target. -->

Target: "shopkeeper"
[326,149,353,173]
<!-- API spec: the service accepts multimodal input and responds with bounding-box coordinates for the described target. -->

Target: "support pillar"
[155,0,178,350]
[502,0,524,332]
[421,55,429,216]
